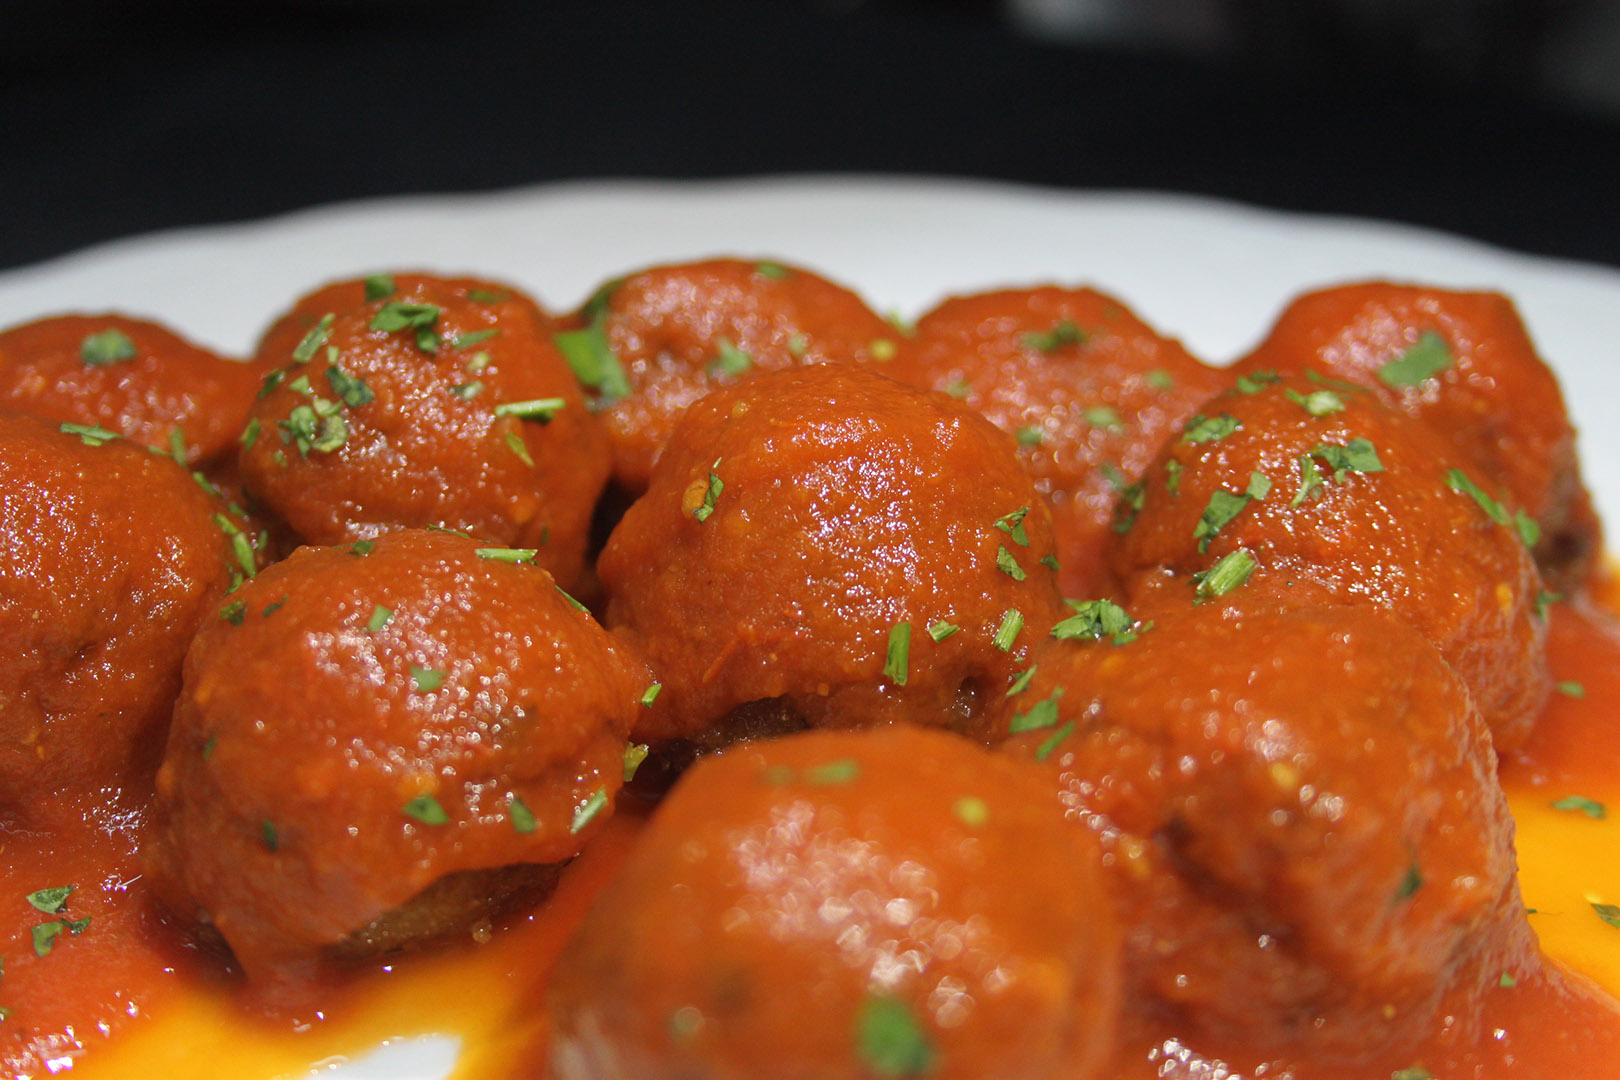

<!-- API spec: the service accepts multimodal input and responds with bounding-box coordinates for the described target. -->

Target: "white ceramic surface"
[5,176,1616,1078]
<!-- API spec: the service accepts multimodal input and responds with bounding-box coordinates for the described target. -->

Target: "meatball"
[598,365,1068,748]
[549,726,1122,1080]
[559,258,895,492]
[0,313,268,465]
[994,599,1535,1063]
[1231,282,1599,589]
[1107,373,1548,749]
[887,286,1222,595]
[240,273,609,590]
[0,414,243,823]
[145,528,649,991]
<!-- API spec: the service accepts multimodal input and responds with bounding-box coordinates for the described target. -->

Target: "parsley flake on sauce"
[1194,488,1254,553]
[1445,468,1512,527]
[570,787,609,833]
[366,605,393,633]
[476,547,538,563]
[292,314,334,364]
[855,995,937,1079]
[554,321,630,403]
[25,886,73,914]
[1556,680,1586,698]
[325,364,374,408]
[555,584,590,613]
[410,665,444,692]
[402,794,449,825]
[363,274,395,301]
[1551,795,1605,818]
[883,622,911,687]
[1051,599,1134,643]
[1377,331,1453,389]
[639,684,662,707]
[80,327,137,366]
[693,460,724,522]
[1008,687,1065,733]
[60,422,119,447]
[1007,666,1037,695]
[927,620,960,642]
[1395,863,1424,901]
[1192,548,1258,599]
[494,398,567,422]
[709,338,753,377]
[993,608,1024,652]
[503,430,535,466]
[1035,719,1078,761]
[448,328,500,351]
[754,261,790,279]
[803,759,861,786]
[1021,319,1087,353]
[1233,370,1281,394]
[995,506,1031,546]
[1284,387,1346,417]
[1594,903,1620,929]
[1145,369,1175,390]
[995,544,1027,581]
[1182,414,1241,444]
[622,743,650,781]
[370,302,442,353]
[508,794,537,834]
[1084,405,1123,430]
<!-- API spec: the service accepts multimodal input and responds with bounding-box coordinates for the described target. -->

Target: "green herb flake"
[1039,554,1060,571]
[239,417,261,451]
[1312,437,1385,481]
[31,922,63,957]
[639,683,662,707]
[25,886,73,915]
[1233,369,1280,394]
[1111,480,1148,535]
[1291,453,1325,507]
[1515,510,1542,548]
[694,459,724,522]
[256,369,285,401]
[219,599,247,626]
[370,302,442,352]
[261,819,279,852]
[1099,462,1128,491]
[1164,458,1184,497]
[1535,590,1563,620]
[349,540,376,556]
[366,605,393,633]
[60,422,119,447]
[1015,425,1044,446]
[882,623,911,686]
[927,620,959,643]
[786,332,810,358]
[1144,369,1174,390]
[410,665,445,692]
[570,786,609,833]
[1284,387,1346,417]
[1193,488,1254,552]
[1500,972,1518,989]
[943,378,972,399]
[622,743,650,781]
[363,274,395,301]
[1035,719,1078,762]
[292,313,335,363]
[754,261,790,279]
[1007,666,1037,696]
[1391,1068,1434,1080]
[1595,903,1620,929]
[494,397,566,422]
[1396,863,1424,901]
[993,608,1024,652]
[1182,413,1241,444]
[802,759,860,786]
[1377,331,1453,389]
[952,796,989,828]
[476,547,538,563]
[555,584,590,613]
[709,337,753,377]
[80,328,137,366]
[504,430,534,467]
[1551,794,1604,818]
[325,364,374,407]
[450,380,485,401]
[402,794,449,826]
[279,399,348,457]
[449,328,500,351]
[508,793,536,834]
[1446,468,1510,526]
[1051,599,1134,642]
[555,323,630,402]
[1009,687,1065,733]
[466,287,510,304]
[995,544,1027,581]
[1022,320,1087,353]
[1084,405,1123,430]
[1192,548,1258,600]
[1554,680,1586,699]
[856,996,937,1078]
[1246,470,1272,500]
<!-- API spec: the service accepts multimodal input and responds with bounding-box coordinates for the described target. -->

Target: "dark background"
[4,0,1619,273]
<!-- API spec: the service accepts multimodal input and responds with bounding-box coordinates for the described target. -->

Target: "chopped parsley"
[476,547,537,563]
[504,430,534,466]
[1021,319,1086,352]
[1556,679,1585,698]
[363,274,395,301]
[943,378,971,399]
[555,584,590,612]
[693,460,724,522]
[754,261,790,279]
[1182,413,1241,444]
[1194,487,1256,552]
[995,544,1027,581]
[639,683,662,707]
[1007,666,1037,695]
[1233,369,1280,394]
[927,620,959,642]
[1395,863,1424,901]
[494,397,566,422]
[465,287,510,304]
[1009,687,1065,733]
[366,605,393,632]
[709,337,753,377]
[1051,599,1134,643]
[623,743,650,781]
[554,321,630,403]
[262,819,279,852]
[410,665,444,692]
[448,328,500,351]
[1551,795,1605,819]
[883,622,911,686]
[25,886,73,914]
[325,364,374,407]
[1377,331,1453,388]
[292,313,334,363]
[570,786,609,833]
[219,599,247,626]
[1192,548,1257,599]
[1312,438,1384,481]
[1015,425,1044,446]
[450,380,485,401]
[803,759,861,786]
[1290,454,1325,507]
[993,608,1023,652]
[1084,405,1123,430]
[60,422,119,447]
[855,996,937,1078]
[80,327,138,366]
[1593,902,1620,929]
[994,506,1031,546]
[1144,369,1175,390]
[402,794,449,825]
[1035,719,1077,761]
[508,793,536,834]
[1165,459,1183,497]
[1284,387,1346,417]
[279,398,348,456]
[370,301,442,353]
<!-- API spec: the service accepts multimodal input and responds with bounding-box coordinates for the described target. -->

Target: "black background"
[4,0,1618,273]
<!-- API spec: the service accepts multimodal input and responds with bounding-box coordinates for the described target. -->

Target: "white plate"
[5,176,1618,1078]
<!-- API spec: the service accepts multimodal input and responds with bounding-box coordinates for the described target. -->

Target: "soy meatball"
[994,599,1535,1063]
[145,529,649,991]
[0,313,267,465]
[598,365,1067,747]
[240,274,608,589]
[550,726,1122,1080]
[559,258,895,491]
[1107,374,1548,748]
[888,286,1222,594]
[1231,282,1599,589]
[0,415,243,823]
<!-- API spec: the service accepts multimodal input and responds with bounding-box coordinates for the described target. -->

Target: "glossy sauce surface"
[4,601,1617,1080]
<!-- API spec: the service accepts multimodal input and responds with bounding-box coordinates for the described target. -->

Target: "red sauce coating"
[1108,373,1549,749]
[0,414,241,822]
[0,314,268,466]
[144,529,648,997]
[996,596,1533,1064]
[887,286,1224,595]
[1231,282,1600,589]
[598,364,1066,746]
[549,726,1122,1080]
[241,275,608,589]
[561,258,895,492]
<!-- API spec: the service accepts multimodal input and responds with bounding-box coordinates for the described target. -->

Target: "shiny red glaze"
[598,365,1067,746]
[888,286,1223,595]
[550,726,1122,1080]
[241,275,609,590]
[0,313,269,465]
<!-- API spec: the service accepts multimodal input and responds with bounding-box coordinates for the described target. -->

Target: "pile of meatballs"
[0,259,1599,1078]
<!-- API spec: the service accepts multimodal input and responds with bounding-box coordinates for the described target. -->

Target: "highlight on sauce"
[3,261,1620,1080]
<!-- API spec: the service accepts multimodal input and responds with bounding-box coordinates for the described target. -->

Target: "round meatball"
[1107,373,1548,749]
[145,528,649,991]
[598,365,1068,747]
[549,726,1122,1080]
[888,286,1223,595]
[560,258,895,492]
[0,313,268,465]
[0,414,242,822]
[994,598,1535,1063]
[240,273,609,590]
[1231,282,1599,589]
